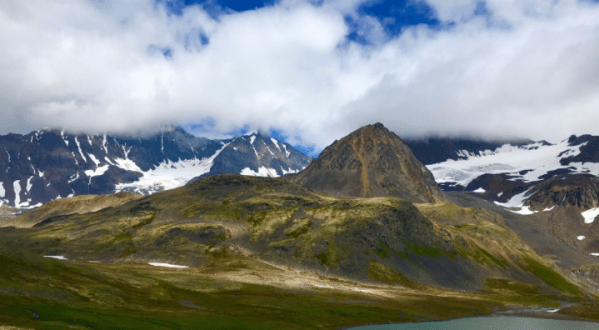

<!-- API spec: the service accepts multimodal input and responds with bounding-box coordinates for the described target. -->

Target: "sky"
[1,0,599,154]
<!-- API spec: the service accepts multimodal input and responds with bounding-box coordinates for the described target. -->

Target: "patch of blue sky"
[181,119,255,140]
[158,0,277,18]
[356,0,440,38]
[159,0,449,45]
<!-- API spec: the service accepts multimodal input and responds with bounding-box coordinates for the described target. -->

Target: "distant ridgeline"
[404,135,599,210]
[0,126,311,208]
[402,136,534,166]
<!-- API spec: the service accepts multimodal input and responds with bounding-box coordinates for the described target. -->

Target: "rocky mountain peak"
[291,123,443,203]
[526,174,599,210]
[0,126,311,207]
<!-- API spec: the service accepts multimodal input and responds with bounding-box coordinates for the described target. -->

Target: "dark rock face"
[191,131,311,181]
[463,174,535,203]
[0,126,221,207]
[526,174,599,210]
[403,136,534,165]
[291,123,442,203]
[561,135,599,165]
[0,127,311,207]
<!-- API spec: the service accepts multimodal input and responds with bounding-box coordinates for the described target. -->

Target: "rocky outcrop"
[291,123,443,203]
[526,174,599,210]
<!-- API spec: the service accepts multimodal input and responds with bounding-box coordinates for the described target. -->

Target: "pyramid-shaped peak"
[350,122,387,133]
[342,122,399,141]
[291,123,443,203]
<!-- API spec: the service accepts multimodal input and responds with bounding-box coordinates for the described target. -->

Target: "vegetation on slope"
[0,175,586,297]
[0,174,592,328]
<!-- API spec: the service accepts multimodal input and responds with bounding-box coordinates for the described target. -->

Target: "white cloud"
[1,0,599,150]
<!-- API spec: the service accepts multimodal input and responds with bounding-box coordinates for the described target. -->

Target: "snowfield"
[115,143,229,194]
[426,139,599,215]
[427,140,597,189]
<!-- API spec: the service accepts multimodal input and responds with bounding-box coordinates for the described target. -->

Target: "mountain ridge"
[0,126,311,208]
[412,134,599,261]
[0,122,596,328]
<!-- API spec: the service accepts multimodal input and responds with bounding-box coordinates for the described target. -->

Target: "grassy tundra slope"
[1,122,596,328]
[0,239,587,330]
[0,174,594,329]
[1,175,584,295]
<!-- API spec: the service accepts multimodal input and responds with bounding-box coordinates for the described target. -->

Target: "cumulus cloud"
[1,0,599,150]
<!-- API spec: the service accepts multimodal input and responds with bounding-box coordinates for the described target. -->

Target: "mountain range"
[402,134,599,262]
[0,126,311,208]
[2,123,599,328]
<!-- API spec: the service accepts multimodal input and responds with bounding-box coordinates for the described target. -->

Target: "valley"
[1,123,599,329]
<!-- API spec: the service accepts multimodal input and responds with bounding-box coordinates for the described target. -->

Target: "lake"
[349,317,599,329]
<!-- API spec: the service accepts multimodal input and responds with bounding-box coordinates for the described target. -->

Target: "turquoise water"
[349,317,599,329]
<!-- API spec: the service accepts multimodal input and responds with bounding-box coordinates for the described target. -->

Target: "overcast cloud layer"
[1,0,599,149]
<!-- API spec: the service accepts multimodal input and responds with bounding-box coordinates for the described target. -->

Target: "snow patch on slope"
[241,167,279,177]
[114,158,142,172]
[494,188,538,215]
[582,207,599,224]
[511,206,537,215]
[148,262,188,268]
[74,137,87,163]
[264,141,275,156]
[26,177,33,193]
[282,144,290,158]
[68,172,80,183]
[61,130,69,146]
[102,134,108,153]
[281,168,300,175]
[252,145,260,159]
[44,255,67,260]
[115,143,229,194]
[85,165,110,178]
[271,138,281,151]
[13,180,21,207]
[88,153,100,166]
[122,145,131,159]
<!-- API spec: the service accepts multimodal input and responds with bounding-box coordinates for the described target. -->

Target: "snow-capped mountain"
[0,126,311,207]
[403,134,599,258]
[421,135,599,212]
[189,131,310,181]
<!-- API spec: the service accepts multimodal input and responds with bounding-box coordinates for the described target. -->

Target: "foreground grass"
[1,253,589,330]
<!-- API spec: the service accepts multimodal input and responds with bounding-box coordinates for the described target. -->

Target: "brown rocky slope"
[290,123,443,203]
